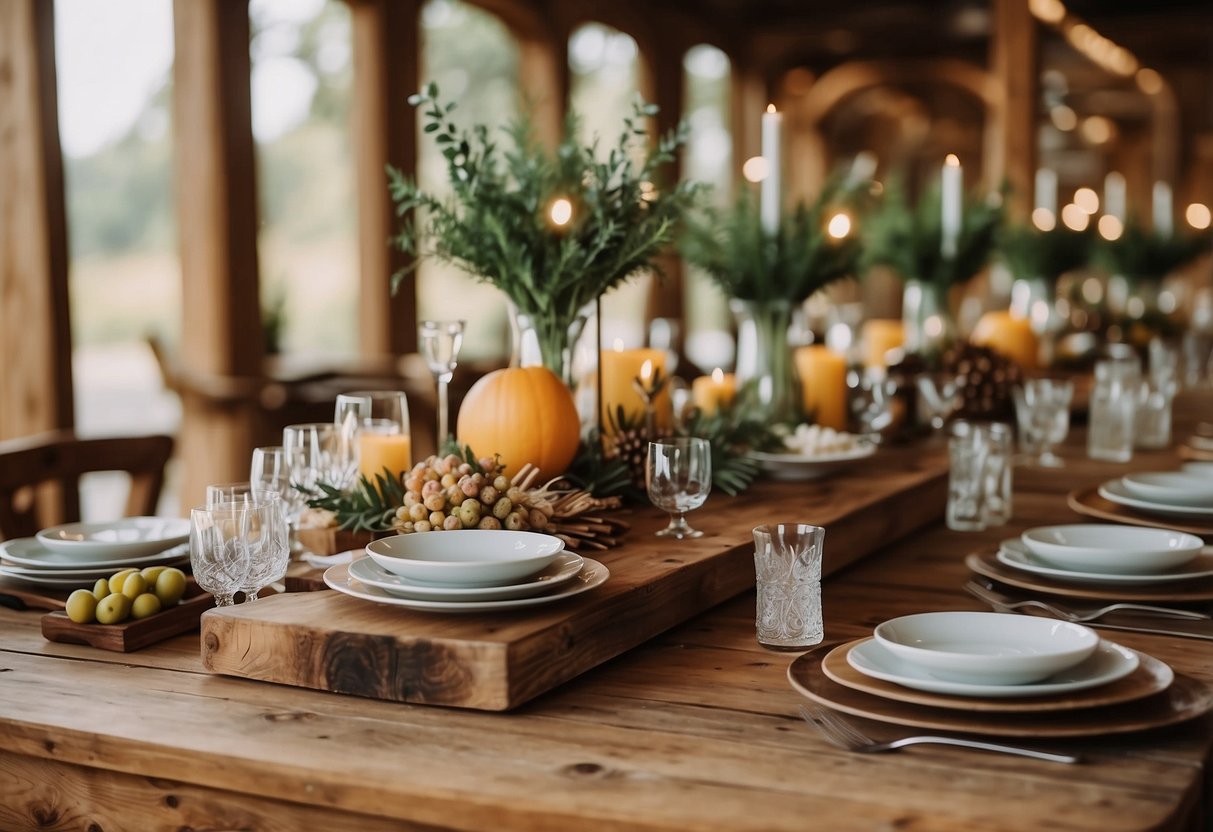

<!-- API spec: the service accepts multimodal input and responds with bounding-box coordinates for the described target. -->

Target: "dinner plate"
[748,444,876,481]
[36,517,190,560]
[1066,487,1213,537]
[1121,472,1213,507]
[1099,479,1213,519]
[0,564,189,589]
[0,556,189,582]
[824,639,1171,712]
[788,645,1213,738]
[348,552,585,601]
[847,637,1138,698]
[0,538,191,570]
[966,551,1213,602]
[1183,461,1213,478]
[323,557,608,613]
[997,539,1213,586]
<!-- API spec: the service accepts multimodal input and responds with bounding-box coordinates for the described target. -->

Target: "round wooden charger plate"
[966,551,1213,602]
[788,645,1213,738]
[1067,486,1213,537]
[821,638,1172,713]
[1178,444,1213,463]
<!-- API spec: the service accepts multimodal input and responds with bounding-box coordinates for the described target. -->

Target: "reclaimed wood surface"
[1,394,1212,830]
[200,449,949,710]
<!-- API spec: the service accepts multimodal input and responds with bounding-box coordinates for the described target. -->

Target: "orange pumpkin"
[456,366,581,478]
[970,310,1039,370]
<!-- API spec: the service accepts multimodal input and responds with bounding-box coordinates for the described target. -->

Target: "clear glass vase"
[901,279,954,360]
[508,301,593,386]
[730,298,799,424]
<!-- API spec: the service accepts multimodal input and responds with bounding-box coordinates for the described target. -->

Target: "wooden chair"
[0,431,174,541]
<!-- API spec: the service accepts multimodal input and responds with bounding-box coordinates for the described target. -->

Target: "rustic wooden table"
[1,395,1212,831]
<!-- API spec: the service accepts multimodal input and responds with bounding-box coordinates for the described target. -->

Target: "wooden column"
[0,0,73,441]
[349,0,419,358]
[172,0,264,508]
[644,47,687,323]
[986,0,1037,221]
[516,28,568,151]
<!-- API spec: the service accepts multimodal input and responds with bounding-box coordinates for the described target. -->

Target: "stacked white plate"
[1098,466,1213,519]
[996,523,1213,586]
[0,517,190,588]
[848,611,1144,698]
[323,529,609,614]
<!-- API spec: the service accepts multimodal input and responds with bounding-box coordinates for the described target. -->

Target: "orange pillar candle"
[861,319,905,369]
[794,345,848,430]
[358,432,413,481]
[599,344,670,433]
[970,310,1039,370]
[691,368,737,416]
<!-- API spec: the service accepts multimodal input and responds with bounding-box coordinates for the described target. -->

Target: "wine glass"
[282,423,346,525]
[1015,378,1073,467]
[419,320,465,446]
[646,437,712,539]
[203,486,289,601]
[250,446,288,496]
[916,371,964,433]
[190,502,256,607]
[335,391,412,484]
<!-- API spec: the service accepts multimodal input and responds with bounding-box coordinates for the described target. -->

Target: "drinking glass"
[419,320,465,445]
[282,423,348,526]
[250,446,288,495]
[915,372,964,434]
[753,523,825,650]
[334,391,412,484]
[947,433,988,531]
[203,486,289,601]
[1088,358,1139,462]
[1135,378,1176,450]
[848,370,897,441]
[1013,378,1073,467]
[646,437,712,539]
[190,502,258,607]
[981,422,1014,526]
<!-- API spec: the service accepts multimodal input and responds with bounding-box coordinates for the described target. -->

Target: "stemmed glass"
[916,371,965,434]
[646,437,712,539]
[282,423,348,528]
[190,502,258,607]
[335,391,411,483]
[204,485,289,601]
[250,446,288,496]
[419,320,465,445]
[1013,378,1073,467]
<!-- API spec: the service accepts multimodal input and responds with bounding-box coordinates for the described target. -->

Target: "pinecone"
[604,405,651,490]
[942,341,1022,421]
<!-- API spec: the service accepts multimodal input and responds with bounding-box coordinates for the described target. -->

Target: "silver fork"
[798,705,1082,764]
[963,581,1210,622]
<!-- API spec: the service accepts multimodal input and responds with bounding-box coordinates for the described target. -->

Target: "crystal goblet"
[646,437,712,539]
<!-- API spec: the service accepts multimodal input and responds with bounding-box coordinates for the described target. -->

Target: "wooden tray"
[821,639,1173,713]
[1067,486,1213,537]
[201,451,950,711]
[965,551,1213,603]
[789,644,1213,738]
[42,583,214,652]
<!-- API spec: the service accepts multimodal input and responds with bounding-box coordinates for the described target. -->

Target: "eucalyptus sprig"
[998,223,1091,287]
[1095,220,1207,284]
[860,178,1004,289]
[681,406,785,496]
[388,83,701,372]
[680,182,862,304]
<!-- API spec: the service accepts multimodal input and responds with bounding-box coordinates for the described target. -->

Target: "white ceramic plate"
[36,517,190,561]
[1020,524,1204,574]
[323,557,608,613]
[1100,479,1213,519]
[748,444,876,482]
[1182,462,1213,478]
[997,539,1213,585]
[1189,435,1213,452]
[0,556,188,582]
[847,638,1143,698]
[873,611,1099,685]
[365,530,564,587]
[0,538,190,570]
[348,552,585,601]
[1121,472,1213,507]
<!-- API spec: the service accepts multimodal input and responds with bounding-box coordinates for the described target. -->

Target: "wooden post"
[0,0,74,442]
[516,29,568,151]
[349,0,419,358]
[644,47,686,324]
[172,0,264,509]
[986,0,1037,221]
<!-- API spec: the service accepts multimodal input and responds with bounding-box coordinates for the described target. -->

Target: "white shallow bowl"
[35,517,190,561]
[1020,524,1204,574]
[873,611,1100,685]
[1182,462,1213,478]
[365,530,564,587]
[1121,472,1213,507]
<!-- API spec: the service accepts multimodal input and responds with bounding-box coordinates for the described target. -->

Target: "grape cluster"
[392,454,553,534]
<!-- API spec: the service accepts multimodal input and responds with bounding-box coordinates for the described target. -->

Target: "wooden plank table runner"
[201,449,948,710]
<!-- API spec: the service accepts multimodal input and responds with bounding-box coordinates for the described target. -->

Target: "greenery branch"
[997,223,1092,288]
[1094,220,1208,284]
[859,178,1004,290]
[680,180,862,304]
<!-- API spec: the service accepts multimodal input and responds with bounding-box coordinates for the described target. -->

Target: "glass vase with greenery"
[681,183,862,424]
[388,83,700,384]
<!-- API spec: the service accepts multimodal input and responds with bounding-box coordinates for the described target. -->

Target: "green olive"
[95,593,131,625]
[91,578,110,601]
[108,568,138,594]
[130,592,162,620]
[65,589,98,624]
[140,565,167,584]
[154,568,187,607]
[120,573,148,600]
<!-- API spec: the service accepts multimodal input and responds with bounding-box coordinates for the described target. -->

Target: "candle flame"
[549,197,573,226]
[945,153,960,167]
[612,338,625,352]
[1031,207,1056,232]
[640,359,653,380]
[711,367,724,383]
[766,103,777,113]
[827,212,852,239]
